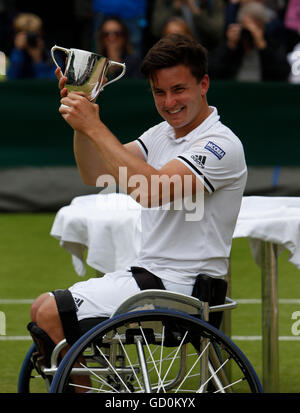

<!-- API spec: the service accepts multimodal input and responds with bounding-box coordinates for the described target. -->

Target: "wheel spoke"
[175,340,210,393]
[115,333,143,392]
[160,330,188,390]
[198,357,230,393]
[95,345,132,392]
[139,326,166,393]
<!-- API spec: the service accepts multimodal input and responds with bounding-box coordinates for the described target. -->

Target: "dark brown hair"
[97,16,133,56]
[141,34,208,82]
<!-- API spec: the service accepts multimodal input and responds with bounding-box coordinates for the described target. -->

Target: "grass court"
[0,212,299,393]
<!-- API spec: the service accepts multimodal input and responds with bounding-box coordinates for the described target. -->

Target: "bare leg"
[31,293,53,323]
[35,295,65,344]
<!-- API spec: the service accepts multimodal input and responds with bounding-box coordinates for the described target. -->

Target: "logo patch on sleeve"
[191,154,206,168]
[204,141,226,159]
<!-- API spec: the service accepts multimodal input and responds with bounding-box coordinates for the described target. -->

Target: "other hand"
[59,92,101,135]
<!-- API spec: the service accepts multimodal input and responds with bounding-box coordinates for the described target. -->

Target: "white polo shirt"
[133,107,247,284]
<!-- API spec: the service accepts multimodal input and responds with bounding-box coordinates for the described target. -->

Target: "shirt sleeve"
[176,137,246,194]
[133,123,161,161]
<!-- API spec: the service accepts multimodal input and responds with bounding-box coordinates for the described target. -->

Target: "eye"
[154,89,165,96]
[174,87,185,94]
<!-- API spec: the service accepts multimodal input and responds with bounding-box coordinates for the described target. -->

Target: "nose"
[164,92,177,109]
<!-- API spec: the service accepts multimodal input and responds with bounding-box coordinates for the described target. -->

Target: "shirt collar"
[166,107,220,143]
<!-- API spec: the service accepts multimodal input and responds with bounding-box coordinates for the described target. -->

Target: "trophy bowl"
[51,45,126,101]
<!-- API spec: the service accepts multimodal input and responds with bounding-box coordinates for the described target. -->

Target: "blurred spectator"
[73,0,94,51]
[150,0,225,51]
[96,16,142,78]
[284,0,300,52]
[284,0,300,34]
[209,1,291,81]
[226,0,287,49]
[285,0,300,84]
[226,0,286,25]
[7,13,56,79]
[92,0,148,57]
[0,0,18,56]
[162,16,195,38]
[287,40,300,83]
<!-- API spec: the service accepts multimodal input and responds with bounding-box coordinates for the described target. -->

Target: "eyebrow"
[152,83,187,92]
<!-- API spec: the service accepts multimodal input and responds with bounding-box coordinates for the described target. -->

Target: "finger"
[58,103,70,114]
[60,96,74,107]
[69,91,88,98]
[60,92,84,106]
[66,90,91,101]
[60,87,68,98]
[55,67,62,80]
[58,75,67,90]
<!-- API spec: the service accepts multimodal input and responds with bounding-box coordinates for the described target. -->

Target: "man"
[30,34,247,349]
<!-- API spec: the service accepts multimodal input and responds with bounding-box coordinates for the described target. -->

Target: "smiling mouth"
[166,106,184,115]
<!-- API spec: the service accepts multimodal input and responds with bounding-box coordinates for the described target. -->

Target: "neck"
[175,102,212,139]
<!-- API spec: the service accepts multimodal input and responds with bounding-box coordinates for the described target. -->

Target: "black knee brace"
[27,321,56,369]
[52,289,81,346]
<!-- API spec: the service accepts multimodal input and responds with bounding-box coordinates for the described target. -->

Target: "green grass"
[0,213,300,393]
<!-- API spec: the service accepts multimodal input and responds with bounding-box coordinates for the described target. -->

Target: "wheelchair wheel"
[18,343,50,393]
[50,309,262,393]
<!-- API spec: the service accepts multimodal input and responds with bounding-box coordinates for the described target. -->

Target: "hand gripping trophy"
[51,45,126,101]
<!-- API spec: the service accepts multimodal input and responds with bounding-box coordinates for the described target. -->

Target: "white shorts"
[67,270,194,321]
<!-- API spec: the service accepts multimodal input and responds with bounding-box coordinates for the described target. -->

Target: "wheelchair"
[18,287,263,393]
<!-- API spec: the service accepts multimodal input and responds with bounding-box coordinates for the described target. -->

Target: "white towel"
[51,193,141,275]
[233,196,300,269]
[51,194,300,275]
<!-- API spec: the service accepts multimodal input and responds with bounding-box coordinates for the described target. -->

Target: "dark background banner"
[0,79,299,211]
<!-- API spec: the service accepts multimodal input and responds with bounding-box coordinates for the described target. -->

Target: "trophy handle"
[102,61,126,89]
[51,45,70,69]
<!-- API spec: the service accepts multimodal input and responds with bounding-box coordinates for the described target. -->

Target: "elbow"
[78,169,98,187]
[129,188,166,209]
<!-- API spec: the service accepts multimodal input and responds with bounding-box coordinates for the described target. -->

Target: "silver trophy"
[51,45,126,101]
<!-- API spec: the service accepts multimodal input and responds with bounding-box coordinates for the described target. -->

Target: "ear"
[200,74,210,96]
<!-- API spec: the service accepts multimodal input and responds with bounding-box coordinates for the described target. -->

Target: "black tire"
[18,343,54,393]
[18,344,36,393]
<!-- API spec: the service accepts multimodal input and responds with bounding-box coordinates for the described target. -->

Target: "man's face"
[150,64,209,138]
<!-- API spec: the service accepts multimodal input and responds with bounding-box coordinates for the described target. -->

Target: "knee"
[30,293,51,322]
[35,296,58,327]
[30,294,66,346]
[35,296,65,343]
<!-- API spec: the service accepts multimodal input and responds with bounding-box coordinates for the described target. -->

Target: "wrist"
[85,119,107,142]
[227,40,238,50]
[255,38,267,50]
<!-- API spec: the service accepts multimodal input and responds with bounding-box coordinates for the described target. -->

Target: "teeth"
[168,108,182,114]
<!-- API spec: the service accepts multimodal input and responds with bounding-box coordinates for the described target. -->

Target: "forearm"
[86,123,159,200]
[85,123,201,207]
[73,130,109,185]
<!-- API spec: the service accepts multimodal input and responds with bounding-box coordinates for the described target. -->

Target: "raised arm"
[55,67,145,186]
[59,92,204,207]
[74,130,145,186]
